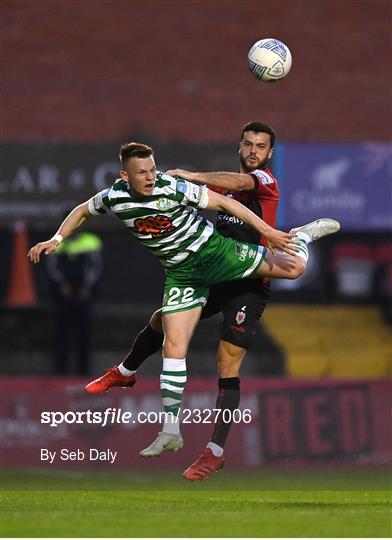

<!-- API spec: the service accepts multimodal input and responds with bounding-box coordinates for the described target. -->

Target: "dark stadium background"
[1,0,391,480]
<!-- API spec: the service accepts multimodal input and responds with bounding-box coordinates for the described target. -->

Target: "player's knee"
[163,345,187,359]
[293,258,306,279]
[286,258,306,280]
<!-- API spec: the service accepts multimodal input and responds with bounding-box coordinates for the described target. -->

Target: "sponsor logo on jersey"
[134,215,175,237]
[236,243,249,261]
[235,306,247,325]
[218,213,244,225]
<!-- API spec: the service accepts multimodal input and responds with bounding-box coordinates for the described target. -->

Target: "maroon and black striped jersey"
[216,167,279,246]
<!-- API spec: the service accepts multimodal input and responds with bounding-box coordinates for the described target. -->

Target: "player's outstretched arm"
[206,189,297,255]
[28,202,91,264]
[166,168,253,192]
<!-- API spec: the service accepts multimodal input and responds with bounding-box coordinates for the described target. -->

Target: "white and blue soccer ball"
[248,38,292,82]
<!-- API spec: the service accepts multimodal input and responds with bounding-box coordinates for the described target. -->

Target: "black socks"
[122,324,164,371]
[211,377,240,448]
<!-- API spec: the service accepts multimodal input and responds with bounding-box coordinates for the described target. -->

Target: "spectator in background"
[46,229,103,375]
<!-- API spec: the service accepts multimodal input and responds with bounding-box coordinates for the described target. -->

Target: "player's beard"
[240,153,269,172]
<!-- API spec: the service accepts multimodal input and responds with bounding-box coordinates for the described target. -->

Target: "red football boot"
[85,367,137,394]
[183,448,224,481]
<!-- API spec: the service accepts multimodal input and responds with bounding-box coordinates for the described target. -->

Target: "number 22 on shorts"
[167,287,195,306]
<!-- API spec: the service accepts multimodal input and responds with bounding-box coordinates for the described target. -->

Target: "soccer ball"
[248,38,292,82]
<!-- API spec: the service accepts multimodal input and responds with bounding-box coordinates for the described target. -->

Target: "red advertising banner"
[0,377,390,469]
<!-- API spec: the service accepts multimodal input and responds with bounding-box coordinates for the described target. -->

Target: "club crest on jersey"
[157,197,171,211]
[235,306,247,325]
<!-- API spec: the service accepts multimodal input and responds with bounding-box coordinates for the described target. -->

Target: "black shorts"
[201,278,270,350]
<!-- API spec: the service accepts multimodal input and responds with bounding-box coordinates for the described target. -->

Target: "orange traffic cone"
[6,221,37,307]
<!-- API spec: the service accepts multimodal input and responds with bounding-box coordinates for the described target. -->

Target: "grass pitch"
[1,468,391,537]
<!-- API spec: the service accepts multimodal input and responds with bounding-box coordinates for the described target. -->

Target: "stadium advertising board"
[280,143,392,231]
[1,377,390,469]
[0,141,237,228]
[0,142,390,231]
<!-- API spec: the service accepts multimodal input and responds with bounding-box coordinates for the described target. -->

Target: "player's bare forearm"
[166,168,252,191]
[28,202,91,263]
[56,203,90,238]
[206,189,297,255]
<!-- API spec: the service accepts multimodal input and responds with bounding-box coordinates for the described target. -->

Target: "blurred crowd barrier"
[1,377,390,469]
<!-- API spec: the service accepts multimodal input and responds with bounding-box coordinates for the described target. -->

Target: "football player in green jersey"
[28,142,340,464]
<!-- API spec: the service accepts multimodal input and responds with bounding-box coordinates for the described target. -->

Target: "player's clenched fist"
[28,236,62,264]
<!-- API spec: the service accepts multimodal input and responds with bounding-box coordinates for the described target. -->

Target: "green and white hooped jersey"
[88,172,212,267]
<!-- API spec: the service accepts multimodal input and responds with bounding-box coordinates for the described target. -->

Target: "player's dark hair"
[240,122,276,147]
[119,142,154,167]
